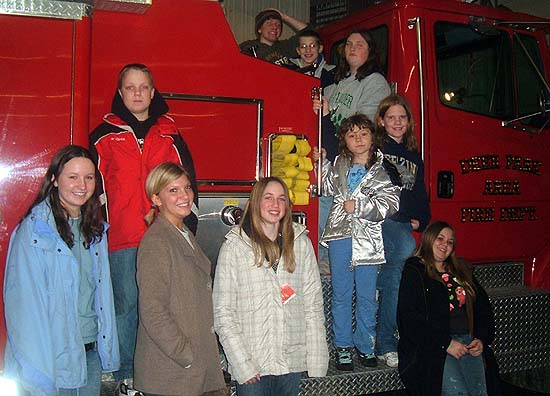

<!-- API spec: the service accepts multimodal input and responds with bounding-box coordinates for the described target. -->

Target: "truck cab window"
[514,33,548,127]
[436,21,514,119]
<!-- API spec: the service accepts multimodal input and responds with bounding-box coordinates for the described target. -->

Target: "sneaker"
[356,348,377,368]
[377,351,399,368]
[335,347,354,371]
[117,379,143,396]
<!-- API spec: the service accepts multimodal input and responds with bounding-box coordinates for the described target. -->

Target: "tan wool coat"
[134,214,226,396]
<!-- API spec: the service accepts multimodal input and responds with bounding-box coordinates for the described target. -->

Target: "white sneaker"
[377,351,399,368]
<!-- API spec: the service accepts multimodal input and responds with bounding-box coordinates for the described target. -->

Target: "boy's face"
[258,18,282,45]
[296,36,323,66]
[118,69,154,121]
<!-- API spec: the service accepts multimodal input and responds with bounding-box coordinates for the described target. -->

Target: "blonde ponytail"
[144,206,157,226]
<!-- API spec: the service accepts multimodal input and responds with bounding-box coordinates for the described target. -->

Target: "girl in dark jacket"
[397,221,491,396]
[374,94,430,368]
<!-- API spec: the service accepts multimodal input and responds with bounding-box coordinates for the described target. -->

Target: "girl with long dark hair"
[4,145,119,396]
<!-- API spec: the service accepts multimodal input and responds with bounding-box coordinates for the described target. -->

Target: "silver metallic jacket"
[320,150,401,266]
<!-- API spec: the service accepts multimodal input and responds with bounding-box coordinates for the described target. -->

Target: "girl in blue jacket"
[4,145,119,396]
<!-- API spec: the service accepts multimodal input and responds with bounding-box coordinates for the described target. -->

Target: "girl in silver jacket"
[313,113,400,371]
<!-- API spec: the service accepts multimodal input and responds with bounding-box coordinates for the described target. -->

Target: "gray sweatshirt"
[324,72,390,126]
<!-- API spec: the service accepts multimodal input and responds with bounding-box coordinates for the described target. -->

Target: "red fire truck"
[319,0,550,289]
[0,0,549,393]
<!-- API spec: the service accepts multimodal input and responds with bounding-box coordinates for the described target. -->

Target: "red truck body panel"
[0,0,320,366]
[320,0,550,281]
[1,0,549,368]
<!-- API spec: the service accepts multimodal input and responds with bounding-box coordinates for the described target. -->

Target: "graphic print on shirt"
[348,163,367,192]
[384,154,418,190]
[328,91,353,128]
[441,272,466,311]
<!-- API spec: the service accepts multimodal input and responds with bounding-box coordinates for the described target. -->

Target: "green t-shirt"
[69,217,98,344]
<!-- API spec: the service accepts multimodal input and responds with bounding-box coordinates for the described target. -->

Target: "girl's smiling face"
[432,227,455,265]
[380,104,409,143]
[54,157,96,218]
[152,174,194,227]
[260,181,287,227]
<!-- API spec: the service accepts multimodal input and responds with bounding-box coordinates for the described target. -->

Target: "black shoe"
[355,348,377,368]
[335,347,354,371]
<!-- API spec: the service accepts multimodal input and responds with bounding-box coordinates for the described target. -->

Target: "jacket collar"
[226,222,307,247]
[29,199,108,245]
[102,113,177,136]
[154,213,211,275]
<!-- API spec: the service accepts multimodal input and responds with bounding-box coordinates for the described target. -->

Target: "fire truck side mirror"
[437,171,454,199]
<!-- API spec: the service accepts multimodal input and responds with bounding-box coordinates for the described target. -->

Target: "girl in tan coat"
[134,162,226,396]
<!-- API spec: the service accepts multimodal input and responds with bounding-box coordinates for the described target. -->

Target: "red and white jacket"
[89,112,198,252]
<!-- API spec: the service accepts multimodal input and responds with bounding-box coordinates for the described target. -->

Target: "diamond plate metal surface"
[473,262,524,288]
[489,286,550,373]
[103,263,550,396]
[0,0,92,19]
[93,0,151,14]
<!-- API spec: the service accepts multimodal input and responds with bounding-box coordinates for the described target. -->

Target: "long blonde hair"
[240,177,296,273]
[144,162,191,226]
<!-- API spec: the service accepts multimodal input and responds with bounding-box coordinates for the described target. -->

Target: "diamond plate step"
[101,263,550,396]
[489,286,550,373]
[473,262,524,288]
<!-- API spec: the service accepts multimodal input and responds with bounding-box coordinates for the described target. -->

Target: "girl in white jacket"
[213,177,328,396]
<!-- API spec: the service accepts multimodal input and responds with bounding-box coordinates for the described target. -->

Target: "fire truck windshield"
[436,21,549,133]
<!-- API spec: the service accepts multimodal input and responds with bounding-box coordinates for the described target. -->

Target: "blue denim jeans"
[329,238,379,355]
[442,334,488,396]
[18,349,102,396]
[318,196,333,261]
[109,248,139,381]
[376,219,416,355]
[236,372,302,396]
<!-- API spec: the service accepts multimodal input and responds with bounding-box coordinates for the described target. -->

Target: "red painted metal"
[319,0,550,283]
[89,0,319,198]
[1,0,549,370]
[0,15,91,362]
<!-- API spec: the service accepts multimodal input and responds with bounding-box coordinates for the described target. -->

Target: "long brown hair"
[240,177,296,273]
[338,113,377,169]
[415,221,477,334]
[25,145,104,248]
[334,29,383,83]
[374,94,418,152]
